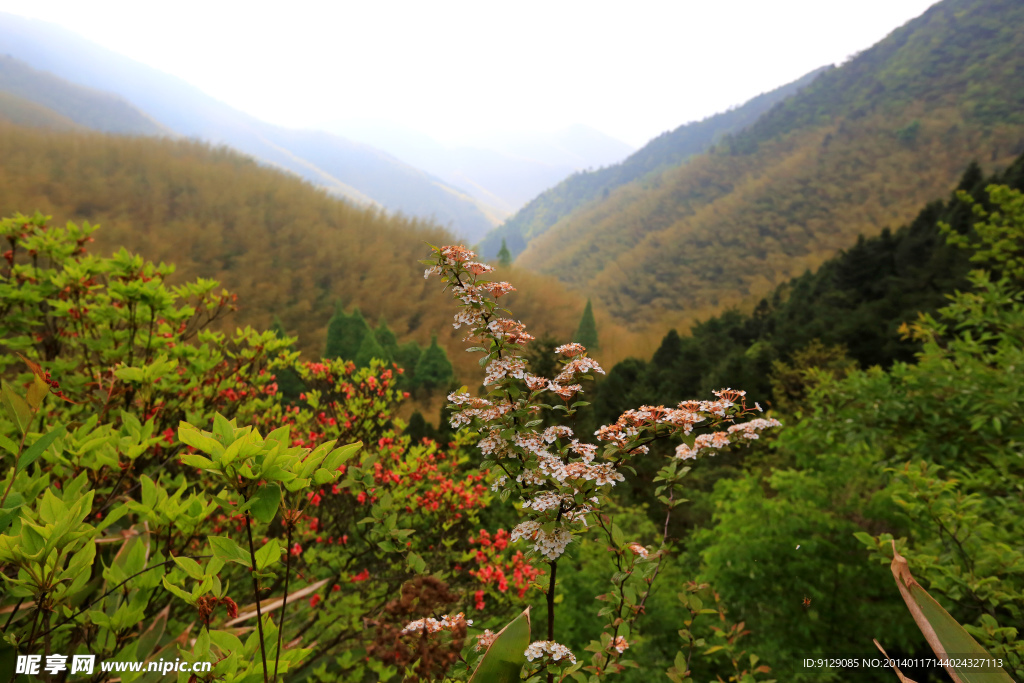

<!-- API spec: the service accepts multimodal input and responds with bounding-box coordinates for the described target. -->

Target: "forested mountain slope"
[0,90,82,130]
[0,123,617,384]
[0,12,501,242]
[517,0,1024,328]
[591,151,1024,429]
[479,67,829,260]
[0,54,166,135]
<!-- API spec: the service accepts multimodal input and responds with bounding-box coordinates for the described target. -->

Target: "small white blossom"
[474,629,498,651]
[525,641,576,664]
[401,612,472,634]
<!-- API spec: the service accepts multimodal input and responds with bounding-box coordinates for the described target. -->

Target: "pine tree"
[324,303,350,360]
[572,299,599,350]
[414,333,453,392]
[497,238,512,267]
[374,316,399,362]
[326,306,370,361]
[269,316,305,401]
[355,329,387,368]
[395,341,423,389]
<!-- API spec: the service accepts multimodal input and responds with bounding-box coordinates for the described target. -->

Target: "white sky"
[0,0,939,147]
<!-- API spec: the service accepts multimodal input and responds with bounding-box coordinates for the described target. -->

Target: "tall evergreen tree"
[572,299,599,350]
[354,329,387,368]
[326,306,370,361]
[395,341,423,389]
[324,302,350,360]
[269,316,304,401]
[414,333,454,392]
[497,238,512,267]
[374,316,399,362]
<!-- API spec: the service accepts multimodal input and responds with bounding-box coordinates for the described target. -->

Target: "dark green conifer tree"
[497,238,512,267]
[269,316,304,401]
[395,341,423,389]
[572,299,599,350]
[374,316,399,362]
[354,329,387,368]
[326,306,370,361]
[414,333,454,392]
[324,302,350,360]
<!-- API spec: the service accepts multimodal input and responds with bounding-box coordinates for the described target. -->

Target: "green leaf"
[1,383,32,435]
[174,556,205,580]
[0,433,17,456]
[209,536,251,566]
[0,505,21,533]
[610,523,625,549]
[18,426,65,470]
[254,539,281,570]
[468,606,531,683]
[177,423,224,457]
[249,484,281,524]
[407,551,426,574]
[890,545,1014,682]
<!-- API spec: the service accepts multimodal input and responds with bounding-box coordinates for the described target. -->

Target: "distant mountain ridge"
[0,54,166,135]
[514,0,1024,329]
[0,12,501,242]
[318,121,634,217]
[479,66,830,259]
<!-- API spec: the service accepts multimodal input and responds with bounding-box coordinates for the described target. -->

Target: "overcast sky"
[0,0,939,147]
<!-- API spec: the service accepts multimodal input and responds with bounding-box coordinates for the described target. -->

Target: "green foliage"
[0,215,505,682]
[572,299,599,351]
[413,334,453,392]
[695,182,1024,681]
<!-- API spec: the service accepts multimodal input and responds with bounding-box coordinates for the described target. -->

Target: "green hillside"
[0,122,620,386]
[516,0,1024,329]
[0,54,166,135]
[479,67,829,260]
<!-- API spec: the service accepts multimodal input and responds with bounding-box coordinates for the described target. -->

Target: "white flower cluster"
[487,319,534,345]
[473,629,498,651]
[674,431,730,460]
[484,357,528,385]
[555,342,586,357]
[453,308,485,330]
[555,356,605,383]
[447,393,514,428]
[511,521,574,560]
[727,417,783,440]
[521,491,565,513]
[464,261,494,275]
[401,612,473,634]
[612,635,629,653]
[525,640,576,664]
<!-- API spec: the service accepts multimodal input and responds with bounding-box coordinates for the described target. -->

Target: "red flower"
[350,568,370,583]
[309,594,321,608]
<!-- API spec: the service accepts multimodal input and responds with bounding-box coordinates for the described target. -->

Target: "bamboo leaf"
[889,542,1013,683]
[468,606,530,683]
